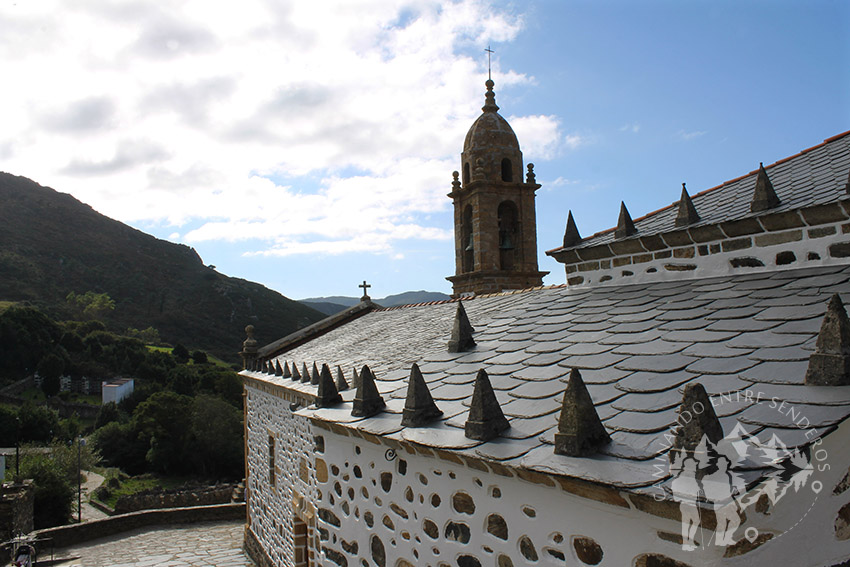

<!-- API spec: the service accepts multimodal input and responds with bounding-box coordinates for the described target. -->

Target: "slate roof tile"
[249,259,850,494]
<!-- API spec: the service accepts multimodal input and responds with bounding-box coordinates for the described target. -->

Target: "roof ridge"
[550,130,850,249]
[377,284,570,311]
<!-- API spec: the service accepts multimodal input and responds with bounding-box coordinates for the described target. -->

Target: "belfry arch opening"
[462,205,474,272]
[463,163,470,185]
[501,158,513,182]
[498,200,519,270]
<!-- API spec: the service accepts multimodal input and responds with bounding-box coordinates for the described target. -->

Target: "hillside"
[300,290,451,315]
[0,173,325,362]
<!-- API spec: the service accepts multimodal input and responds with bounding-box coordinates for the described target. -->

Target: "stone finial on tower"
[464,369,510,441]
[336,365,349,391]
[283,361,292,379]
[452,171,461,193]
[301,362,311,384]
[311,362,320,385]
[615,202,637,239]
[291,363,302,381]
[554,369,611,457]
[315,364,343,408]
[805,294,850,386]
[562,211,581,248]
[401,363,443,427]
[352,364,385,417]
[750,162,780,213]
[526,163,536,184]
[670,383,724,462]
[274,360,283,376]
[675,183,700,227]
[240,325,258,370]
[447,301,476,353]
[263,361,271,374]
[482,79,499,112]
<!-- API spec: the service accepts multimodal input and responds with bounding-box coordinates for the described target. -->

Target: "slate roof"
[547,131,850,253]
[244,263,850,494]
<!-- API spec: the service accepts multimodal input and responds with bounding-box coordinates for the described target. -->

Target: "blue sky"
[1,0,848,300]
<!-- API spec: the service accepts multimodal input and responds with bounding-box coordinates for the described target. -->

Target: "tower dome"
[461,79,523,185]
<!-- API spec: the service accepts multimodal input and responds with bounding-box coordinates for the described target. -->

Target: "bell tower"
[447,79,548,296]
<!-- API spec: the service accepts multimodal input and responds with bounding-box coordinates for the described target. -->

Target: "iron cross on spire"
[485,45,494,80]
[359,280,371,301]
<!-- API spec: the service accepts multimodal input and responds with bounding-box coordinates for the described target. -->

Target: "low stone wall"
[113,483,237,514]
[33,503,245,549]
[0,481,33,540]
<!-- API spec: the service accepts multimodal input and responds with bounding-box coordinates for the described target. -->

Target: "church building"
[240,78,850,567]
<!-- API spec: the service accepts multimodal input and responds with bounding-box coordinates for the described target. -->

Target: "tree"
[66,291,115,320]
[94,402,121,430]
[132,391,192,474]
[191,350,208,365]
[172,343,189,364]
[189,395,243,480]
[18,403,59,443]
[37,351,65,397]
[20,452,74,528]
[0,306,61,380]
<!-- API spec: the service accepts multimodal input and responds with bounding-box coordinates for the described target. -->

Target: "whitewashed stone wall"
[311,425,675,567]
[245,383,318,567]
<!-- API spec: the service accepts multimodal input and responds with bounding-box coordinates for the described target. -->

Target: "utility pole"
[77,436,86,523]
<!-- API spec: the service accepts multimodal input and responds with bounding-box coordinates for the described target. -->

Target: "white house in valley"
[240,78,850,567]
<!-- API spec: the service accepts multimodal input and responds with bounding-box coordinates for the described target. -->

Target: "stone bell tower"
[446,79,548,296]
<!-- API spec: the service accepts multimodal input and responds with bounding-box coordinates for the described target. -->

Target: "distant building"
[101,378,134,405]
[240,78,850,567]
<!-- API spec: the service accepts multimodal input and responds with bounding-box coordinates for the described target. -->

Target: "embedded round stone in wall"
[836,501,850,540]
[354,465,362,478]
[573,535,603,565]
[497,555,513,567]
[318,508,341,527]
[405,487,414,502]
[383,514,395,530]
[431,494,441,507]
[490,487,501,498]
[452,491,475,515]
[390,502,409,519]
[419,473,429,485]
[445,521,471,543]
[381,472,393,492]
[315,458,329,483]
[423,519,439,539]
[370,535,386,567]
[521,506,536,518]
[398,459,407,475]
[486,514,508,540]
[456,555,481,567]
[519,536,538,561]
[331,464,340,476]
[397,560,414,567]
[365,511,374,528]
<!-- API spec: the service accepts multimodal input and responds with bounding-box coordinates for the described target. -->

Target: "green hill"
[0,172,325,362]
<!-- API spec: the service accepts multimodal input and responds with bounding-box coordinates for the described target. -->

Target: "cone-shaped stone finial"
[315,363,343,408]
[291,363,302,381]
[670,383,724,461]
[311,362,320,385]
[351,367,361,390]
[845,169,850,194]
[615,202,637,239]
[336,365,349,391]
[750,162,780,213]
[401,363,443,427]
[562,211,581,248]
[263,361,271,374]
[352,364,385,417]
[805,294,850,386]
[675,183,700,227]
[274,360,283,376]
[301,362,311,384]
[283,361,291,379]
[465,369,510,441]
[554,369,611,457]
[448,301,476,353]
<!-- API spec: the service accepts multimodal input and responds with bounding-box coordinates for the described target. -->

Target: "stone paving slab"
[51,521,253,567]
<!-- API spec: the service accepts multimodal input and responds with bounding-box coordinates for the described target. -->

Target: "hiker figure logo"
[668,421,819,551]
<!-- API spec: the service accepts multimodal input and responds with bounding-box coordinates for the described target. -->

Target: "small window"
[498,201,519,270]
[463,162,471,185]
[501,158,513,182]
[462,205,474,272]
[268,434,276,487]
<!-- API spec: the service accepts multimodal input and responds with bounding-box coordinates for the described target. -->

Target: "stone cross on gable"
[359,280,371,301]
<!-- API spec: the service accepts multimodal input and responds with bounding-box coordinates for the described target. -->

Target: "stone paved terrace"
[51,520,253,567]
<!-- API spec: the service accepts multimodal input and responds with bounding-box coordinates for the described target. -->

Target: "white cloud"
[0,0,556,258]
[677,129,707,141]
[620,122,640,134]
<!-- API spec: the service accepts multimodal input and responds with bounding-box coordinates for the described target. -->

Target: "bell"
[465,234,474,252]
[500,232,513,250]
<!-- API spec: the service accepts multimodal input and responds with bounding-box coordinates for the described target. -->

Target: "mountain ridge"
[0,172,325,361]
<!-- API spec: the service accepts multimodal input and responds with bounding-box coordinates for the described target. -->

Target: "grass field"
[92,471,189,509]
[0,301,16,312]
[145,345,232,368]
